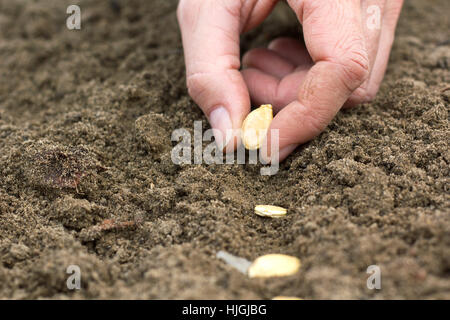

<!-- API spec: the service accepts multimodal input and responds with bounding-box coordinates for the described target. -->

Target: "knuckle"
[300,105,331,136]
[220,0,243,19]
[337,50,370,91]
[186,73,207,101]
[307,111,329,135]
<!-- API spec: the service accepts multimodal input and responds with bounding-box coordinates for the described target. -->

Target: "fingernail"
[261,143,299,164]
[278,144,299,161]
[209,106,232,150]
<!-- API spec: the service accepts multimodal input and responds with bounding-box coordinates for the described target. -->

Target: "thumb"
[263,0,370,162]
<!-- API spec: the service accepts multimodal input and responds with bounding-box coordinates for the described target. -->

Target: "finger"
[268,37,313,66]
[361,1,385,70]
[243,48,296,79]
[241,68,279,107]
[262,0,370,162]
[177,0,249,150]
[353,0,404,104]
[241,67,309,110]
[241,0,279,33]
[345,0,385,106]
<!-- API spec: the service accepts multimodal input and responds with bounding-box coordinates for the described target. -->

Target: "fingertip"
[260,141,299,164]
[268,37,298,51]
[209,106,232,149]
[242,49,256,68]
[241,68,279,109]
[277,143,299,163]
[242,47,296,79]
[265,100,329,157]
[268,37,312,66]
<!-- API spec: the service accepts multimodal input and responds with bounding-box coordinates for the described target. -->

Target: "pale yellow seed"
[248,254,301,278]
[272,296,303,300]
[241,104,273,150]
[254,205,287,218]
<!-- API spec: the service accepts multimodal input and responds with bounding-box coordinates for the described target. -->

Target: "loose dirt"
[0,0,448,299]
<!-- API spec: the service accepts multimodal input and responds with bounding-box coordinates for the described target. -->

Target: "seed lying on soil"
[248,254,301,278]
[272,296,303,300]
[254,205,287,218]
[241,104,273,150]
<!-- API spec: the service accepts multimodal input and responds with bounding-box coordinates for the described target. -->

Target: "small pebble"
[216,250,252,275]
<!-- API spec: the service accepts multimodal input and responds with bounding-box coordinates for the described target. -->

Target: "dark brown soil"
[0,0,448,299]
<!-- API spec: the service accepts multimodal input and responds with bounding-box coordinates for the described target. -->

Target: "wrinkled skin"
[177,0,404,162]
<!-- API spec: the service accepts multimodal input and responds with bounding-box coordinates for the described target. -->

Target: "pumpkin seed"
[241,104,273,150]
[248,254,301,278]
[254,205,287,218]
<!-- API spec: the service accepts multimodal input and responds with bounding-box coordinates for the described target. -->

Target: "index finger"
[177,0,250,150]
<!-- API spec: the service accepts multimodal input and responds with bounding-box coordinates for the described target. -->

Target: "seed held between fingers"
[241,104,273,150]
[248,254,301,278]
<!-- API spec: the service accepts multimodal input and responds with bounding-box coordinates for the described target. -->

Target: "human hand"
[177,0,404,161]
